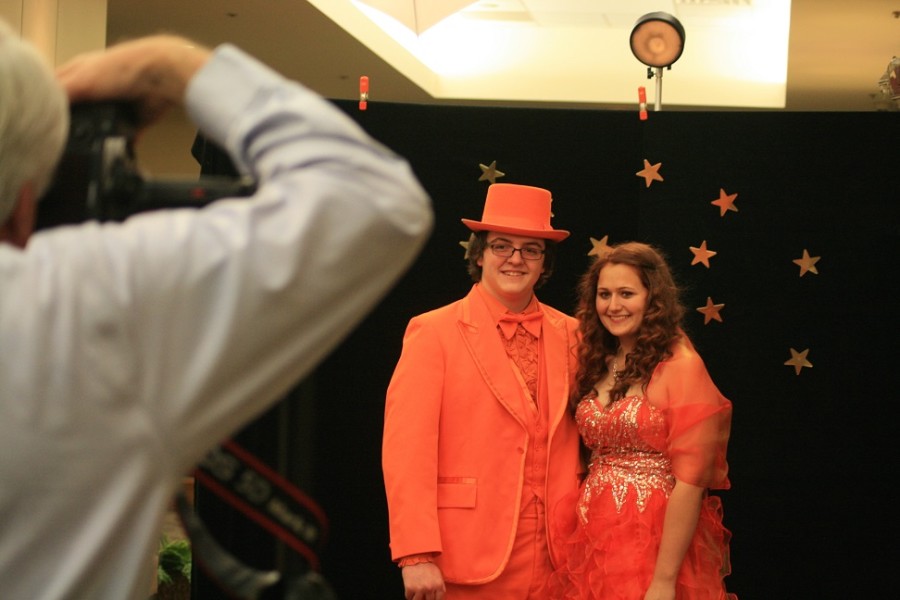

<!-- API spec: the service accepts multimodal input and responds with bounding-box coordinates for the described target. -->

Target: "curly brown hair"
[571,242,685,412]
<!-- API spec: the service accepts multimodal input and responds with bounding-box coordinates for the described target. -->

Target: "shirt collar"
[474,284,542,338]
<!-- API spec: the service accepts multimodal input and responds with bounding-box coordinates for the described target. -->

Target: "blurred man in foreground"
[0,20,432,599]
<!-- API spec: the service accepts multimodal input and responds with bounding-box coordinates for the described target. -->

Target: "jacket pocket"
[437,477,476,508]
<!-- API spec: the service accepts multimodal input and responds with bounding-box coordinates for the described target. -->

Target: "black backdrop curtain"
[195,103,897,599]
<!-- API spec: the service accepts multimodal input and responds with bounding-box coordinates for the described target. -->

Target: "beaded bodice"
[575,393,674,522]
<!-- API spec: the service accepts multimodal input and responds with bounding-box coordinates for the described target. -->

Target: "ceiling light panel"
[311,0,791,108]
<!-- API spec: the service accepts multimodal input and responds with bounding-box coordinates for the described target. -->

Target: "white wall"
[0,0,199,178]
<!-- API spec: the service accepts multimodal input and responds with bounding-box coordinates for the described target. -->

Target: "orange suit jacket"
[382,285,582,584]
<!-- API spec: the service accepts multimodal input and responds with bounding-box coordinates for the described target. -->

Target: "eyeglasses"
[487,242,545,261]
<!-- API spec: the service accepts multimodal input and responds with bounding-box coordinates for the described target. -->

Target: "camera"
[36,101,254,230]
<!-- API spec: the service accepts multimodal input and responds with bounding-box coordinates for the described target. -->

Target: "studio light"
[630,12,686,111]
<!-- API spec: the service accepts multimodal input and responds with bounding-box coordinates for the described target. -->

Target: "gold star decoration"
[784,347,813,375]
[689,240,718,268]
[635,159,664,188]
[696,297,725,324]
[588,235,613,257]
[478,160,505,184]
[792,249,821,277]
[459,239,470,259]
[711,188,739,217]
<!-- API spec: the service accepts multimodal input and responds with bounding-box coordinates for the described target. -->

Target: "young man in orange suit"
[383,183,582,599]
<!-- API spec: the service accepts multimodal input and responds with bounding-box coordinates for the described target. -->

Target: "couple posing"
[383,183,736,600]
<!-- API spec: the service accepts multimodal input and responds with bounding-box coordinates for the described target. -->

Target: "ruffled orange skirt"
[545,487,736,600]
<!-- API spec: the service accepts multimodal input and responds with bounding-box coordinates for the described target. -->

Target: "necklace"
[612,357,622,382]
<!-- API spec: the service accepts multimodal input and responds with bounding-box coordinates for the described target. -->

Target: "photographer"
[0,20,432,600]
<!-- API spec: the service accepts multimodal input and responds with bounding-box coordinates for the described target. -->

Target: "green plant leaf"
[157,535,192,584]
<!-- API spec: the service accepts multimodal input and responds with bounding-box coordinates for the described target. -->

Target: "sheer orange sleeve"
[645,338,732,490]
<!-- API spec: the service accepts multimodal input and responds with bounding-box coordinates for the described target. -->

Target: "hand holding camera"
[57,35,210,128]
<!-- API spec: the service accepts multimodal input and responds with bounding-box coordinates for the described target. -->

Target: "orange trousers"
[444,498,552,599]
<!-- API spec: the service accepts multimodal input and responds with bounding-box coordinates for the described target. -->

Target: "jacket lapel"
[457,288,528,425]
[538,305,573,435]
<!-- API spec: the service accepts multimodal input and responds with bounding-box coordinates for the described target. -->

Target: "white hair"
[0,19,69,223]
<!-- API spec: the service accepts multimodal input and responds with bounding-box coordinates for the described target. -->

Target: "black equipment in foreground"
[36,101,255,229]
[180,440,338,600]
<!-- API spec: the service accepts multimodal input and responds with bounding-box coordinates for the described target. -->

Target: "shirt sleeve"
[645,339,732,490]
[26,43,433,472]
[397,553,437,568]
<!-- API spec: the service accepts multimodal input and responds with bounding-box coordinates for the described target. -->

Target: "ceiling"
[105,0,900,112]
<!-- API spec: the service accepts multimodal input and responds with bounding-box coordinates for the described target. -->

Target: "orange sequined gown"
[546,350,737,599]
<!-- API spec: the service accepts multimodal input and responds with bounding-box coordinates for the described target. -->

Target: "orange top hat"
[461,183,570,242]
